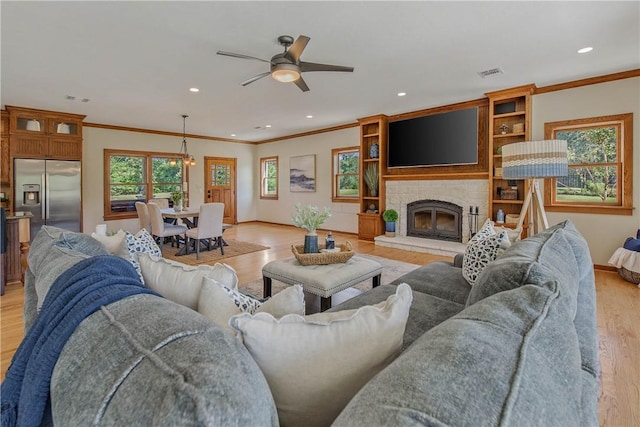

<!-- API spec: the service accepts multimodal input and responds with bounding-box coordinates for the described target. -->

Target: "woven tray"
[292,241,354,266]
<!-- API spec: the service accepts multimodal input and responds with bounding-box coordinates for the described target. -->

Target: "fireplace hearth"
[407,200,463,242]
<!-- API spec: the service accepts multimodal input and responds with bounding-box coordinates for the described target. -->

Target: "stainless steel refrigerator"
[14,159,81,241]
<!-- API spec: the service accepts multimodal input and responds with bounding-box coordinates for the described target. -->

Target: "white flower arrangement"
[292,203,331,233]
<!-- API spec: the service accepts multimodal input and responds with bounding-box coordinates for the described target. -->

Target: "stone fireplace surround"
[375,180,488,256]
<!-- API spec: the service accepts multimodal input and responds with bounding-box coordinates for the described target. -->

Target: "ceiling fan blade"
[241,72,271,86]
[293,76,310,92]
[217,51,273,64]
[286,35,310,62]
[300,61,354,73]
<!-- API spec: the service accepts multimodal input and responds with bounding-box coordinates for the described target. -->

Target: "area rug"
[160,240,270,266]
[239,254,421,298]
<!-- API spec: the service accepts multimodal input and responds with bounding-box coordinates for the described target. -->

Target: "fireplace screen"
[407,200,462,242]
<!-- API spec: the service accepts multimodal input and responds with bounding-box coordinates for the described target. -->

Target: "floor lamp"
[502,140,568,235]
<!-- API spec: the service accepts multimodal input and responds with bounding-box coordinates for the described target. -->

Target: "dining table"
[160,207,232,256]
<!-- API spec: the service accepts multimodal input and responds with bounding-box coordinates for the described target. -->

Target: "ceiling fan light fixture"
[271,64,300,82]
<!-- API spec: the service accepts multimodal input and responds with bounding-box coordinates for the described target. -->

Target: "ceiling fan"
[217,35,354,92]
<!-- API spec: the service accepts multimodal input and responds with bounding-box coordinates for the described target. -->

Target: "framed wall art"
[290,154,316,192]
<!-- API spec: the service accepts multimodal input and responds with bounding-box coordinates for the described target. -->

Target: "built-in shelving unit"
[357,114,387,240]
[486,84,536,238]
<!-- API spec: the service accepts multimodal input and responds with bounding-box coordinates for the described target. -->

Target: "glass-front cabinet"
[7,106,85,159]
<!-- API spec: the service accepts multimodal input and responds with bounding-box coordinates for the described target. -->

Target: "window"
[332,147,359,202]
[260,156,278,199]
[544,113,633,215]
[105,149,186,219]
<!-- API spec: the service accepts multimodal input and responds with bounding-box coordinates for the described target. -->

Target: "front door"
[204,157,237,224]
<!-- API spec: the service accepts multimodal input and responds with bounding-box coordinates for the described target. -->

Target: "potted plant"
[363,163,379,197]
[170,190,184,212]
[292,203,331,253]
[382,209,399,237]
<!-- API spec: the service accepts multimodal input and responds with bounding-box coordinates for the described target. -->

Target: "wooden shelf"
[358,115,388,240]
[493,199,524,205]
[486,84,535,239]
[494,111,526,119]
[493,132,526,139]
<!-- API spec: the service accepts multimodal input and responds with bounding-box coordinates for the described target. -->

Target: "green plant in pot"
[382,209,399,237]
[170,190,184,212]
[363,164,379,197]
[292,203,332,253]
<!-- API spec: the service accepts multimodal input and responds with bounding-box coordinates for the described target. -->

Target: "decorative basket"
[292,241,354,266]
[617,267,640,285]
[505,214,520,225]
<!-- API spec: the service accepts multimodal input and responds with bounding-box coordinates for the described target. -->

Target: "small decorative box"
[500,189,518,200]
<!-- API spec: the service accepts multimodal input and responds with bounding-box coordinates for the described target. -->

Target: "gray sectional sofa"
[15,219,598,426]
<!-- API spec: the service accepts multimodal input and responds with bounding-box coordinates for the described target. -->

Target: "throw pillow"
[91,229,129,258]
[229,283,413,427]
[198,278,305,334]
[123,229,162,282]
[138,253,239,310]
[463,219,510,285]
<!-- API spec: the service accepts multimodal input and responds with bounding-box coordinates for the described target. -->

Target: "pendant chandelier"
[170,114,196,166]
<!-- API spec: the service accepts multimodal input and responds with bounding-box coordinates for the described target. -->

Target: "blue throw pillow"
[623,237,640,252]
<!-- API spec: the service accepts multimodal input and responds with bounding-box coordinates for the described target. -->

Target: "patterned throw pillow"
[124,229,162,282]
[198,277,305,335]
[462,219,510,285]
[220,284,263,313]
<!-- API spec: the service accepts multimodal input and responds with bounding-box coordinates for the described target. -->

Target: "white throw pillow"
[138,253,239,310]
[463,219,510,285]
[123,229,162,282]
[229,283,413,427]
[91,229,128,257]
[198,278,305,334]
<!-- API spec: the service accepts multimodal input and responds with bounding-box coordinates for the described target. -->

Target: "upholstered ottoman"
[262,256,383,311]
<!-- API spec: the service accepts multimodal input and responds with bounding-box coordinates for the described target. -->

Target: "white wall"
[531,77,640,265]
[82,127,257,235]
[255,126,360,233]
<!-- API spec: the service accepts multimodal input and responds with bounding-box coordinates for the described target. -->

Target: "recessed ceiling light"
[230,133,236,137]
[306,115,313,119]
[397,92,406,97]
[577,47,593,54]
[189,87,200,92]
[265,124,272,128]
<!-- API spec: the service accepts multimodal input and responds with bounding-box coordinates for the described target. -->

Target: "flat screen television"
[387,107,479,168]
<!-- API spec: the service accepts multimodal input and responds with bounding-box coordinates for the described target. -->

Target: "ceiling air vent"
[477,67,504,78]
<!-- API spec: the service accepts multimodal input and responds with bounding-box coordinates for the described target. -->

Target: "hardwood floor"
[1,221,638,426]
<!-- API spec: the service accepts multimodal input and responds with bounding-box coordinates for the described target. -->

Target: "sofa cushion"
[229,283,413,427]
[333,280,583,427]
[138,253,238,310]
[50,293,278,426]
[466,220,585,318]
[389,260,471,305]
[198,278,305,334]
[329,284,465,350]
[28,226,109,309]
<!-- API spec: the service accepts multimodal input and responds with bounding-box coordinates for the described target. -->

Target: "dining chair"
[148,198,169,208]
[135,202,151,233]
[185,203,224,260]
[148,198,176,224]
[147,202,188,250]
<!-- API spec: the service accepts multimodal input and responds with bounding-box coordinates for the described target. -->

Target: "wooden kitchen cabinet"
[6,106,85,160]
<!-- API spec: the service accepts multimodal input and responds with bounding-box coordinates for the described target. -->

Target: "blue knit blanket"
[1,255,159,427]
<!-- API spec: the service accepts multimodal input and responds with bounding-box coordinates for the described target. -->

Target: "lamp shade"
[502,140,568,179]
